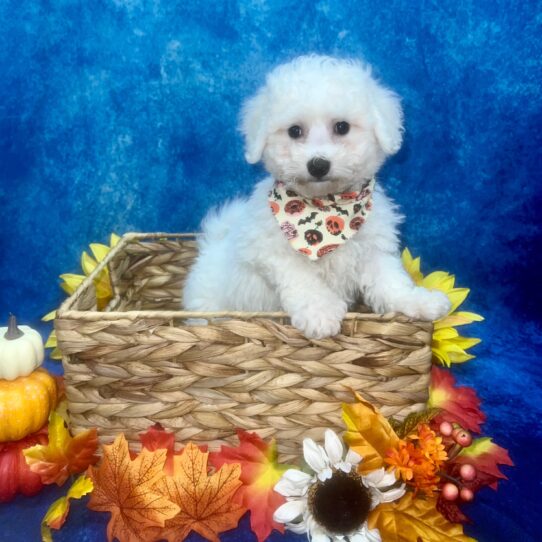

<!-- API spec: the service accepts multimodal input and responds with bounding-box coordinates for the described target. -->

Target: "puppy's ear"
[240,90,269,164]
[371,86,404,156]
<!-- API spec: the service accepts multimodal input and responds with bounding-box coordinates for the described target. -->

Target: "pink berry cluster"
[438,421,476,503]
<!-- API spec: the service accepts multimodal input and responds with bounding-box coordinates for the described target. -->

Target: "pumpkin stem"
[5,314,24,340]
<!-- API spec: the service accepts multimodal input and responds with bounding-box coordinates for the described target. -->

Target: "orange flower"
[385,424,447,497]
[385,441,415,482]
[412,424,448,465]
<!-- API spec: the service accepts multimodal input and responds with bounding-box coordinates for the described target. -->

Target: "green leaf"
[391,408,441,439]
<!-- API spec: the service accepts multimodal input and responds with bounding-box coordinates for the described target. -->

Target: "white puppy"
[183,55,450,338]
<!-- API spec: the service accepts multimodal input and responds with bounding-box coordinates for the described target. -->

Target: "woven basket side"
[107,237,198,311]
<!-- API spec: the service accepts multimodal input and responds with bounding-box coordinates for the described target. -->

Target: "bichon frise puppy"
[183,55,451,339]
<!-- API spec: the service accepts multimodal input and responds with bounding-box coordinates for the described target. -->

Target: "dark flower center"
[309,470,371,535]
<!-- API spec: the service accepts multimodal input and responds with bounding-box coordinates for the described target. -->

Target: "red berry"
[442,483,459,501]
[439,421,453,436]
[460,463,476,481]
[460,488,474,502]
[454,430,473,447]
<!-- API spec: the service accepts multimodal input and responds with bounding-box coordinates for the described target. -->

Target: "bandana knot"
[268,178,375,260]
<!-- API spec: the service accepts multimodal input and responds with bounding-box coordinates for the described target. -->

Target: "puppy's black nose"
[307,157,331,179]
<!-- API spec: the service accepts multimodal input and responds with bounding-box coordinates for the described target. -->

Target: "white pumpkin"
[0,315,44,381]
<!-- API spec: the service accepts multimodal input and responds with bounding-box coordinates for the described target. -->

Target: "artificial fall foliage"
[138,423,178,476]
[87,434,180,542]
[41,474,94,542]
[24,411,99,486]
[455,438,513,490]
[210,430,291,542]
[87,435,245,542]
[429,366,486,433]
[155,443,245,542]
[342,391,401,473]
[368,493,476,542]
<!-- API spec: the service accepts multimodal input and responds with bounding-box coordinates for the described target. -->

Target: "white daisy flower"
[273,429,405,542]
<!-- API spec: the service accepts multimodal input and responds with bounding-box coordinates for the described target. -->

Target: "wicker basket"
[55,232,433,461]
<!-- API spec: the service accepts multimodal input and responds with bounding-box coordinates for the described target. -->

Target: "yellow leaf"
[50,347,63,360]
[368,493,476,542]
[41,475,94,542]
[342,393,400,473]
[67,474,94,498]
[24,411,99,486]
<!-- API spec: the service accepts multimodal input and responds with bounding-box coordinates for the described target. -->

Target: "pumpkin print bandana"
[269,178,375,260]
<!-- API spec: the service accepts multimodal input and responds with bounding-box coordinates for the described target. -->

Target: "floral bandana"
[268,178,375,260]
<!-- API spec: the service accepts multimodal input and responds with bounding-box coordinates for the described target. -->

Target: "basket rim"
[55,232,429,326]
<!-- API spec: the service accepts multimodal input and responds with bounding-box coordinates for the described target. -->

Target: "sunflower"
[43,233,120,359]
[273,429,405,542]
[402,248,483,366]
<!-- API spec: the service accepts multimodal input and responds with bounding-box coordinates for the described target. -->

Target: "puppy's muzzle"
[307,157,331,179]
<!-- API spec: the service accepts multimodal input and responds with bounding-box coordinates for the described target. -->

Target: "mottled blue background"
[0,1,541,541]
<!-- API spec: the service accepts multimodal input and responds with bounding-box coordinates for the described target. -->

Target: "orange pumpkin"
[0,368,57,442]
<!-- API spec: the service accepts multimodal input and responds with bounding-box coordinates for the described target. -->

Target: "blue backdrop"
[1,1,541,541]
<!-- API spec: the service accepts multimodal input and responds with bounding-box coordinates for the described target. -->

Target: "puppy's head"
[241,55,403,196]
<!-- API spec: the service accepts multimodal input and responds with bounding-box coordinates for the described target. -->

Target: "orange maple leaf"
[157,442,246,542]
[87,434,180,542]
[24,411,99,486]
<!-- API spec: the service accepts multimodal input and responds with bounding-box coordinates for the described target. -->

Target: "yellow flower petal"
[42,310,57,322]
[59,274,85,294]
[45,331,57,349]
[89,243,111,263]
[447,288,470,313]
[110,233,121,247]
[422,271,455,292]
[50,348,63,360]
[81,251,98,276]
[435,311,484,329]
[450,336,482,350]
[402,248,423,285]
[433,328,459,341]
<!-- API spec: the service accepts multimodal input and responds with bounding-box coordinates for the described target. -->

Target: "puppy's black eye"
[288,125,303,139]
[334,121,350,135]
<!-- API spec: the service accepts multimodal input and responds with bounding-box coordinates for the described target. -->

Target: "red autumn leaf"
[139,423,177,476]
[454,437,514,490]
[210,430,291,542]
[437,498,471,524]
[428,367,486,433]
[137,424,208,476]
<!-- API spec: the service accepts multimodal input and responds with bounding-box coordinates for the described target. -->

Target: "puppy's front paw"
[401,287,451,321]
[291,299,347,339]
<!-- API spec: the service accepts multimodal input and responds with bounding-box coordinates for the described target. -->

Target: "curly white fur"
[183,55,450,338]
